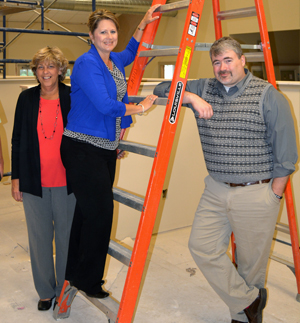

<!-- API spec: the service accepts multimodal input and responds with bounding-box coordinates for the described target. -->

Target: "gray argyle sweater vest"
[198,74,273,183]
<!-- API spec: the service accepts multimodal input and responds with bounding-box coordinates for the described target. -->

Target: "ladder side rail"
[285,180,300,299]
[255,0,300,299]
[127,0,167,97]
[254,0,276,86]
[212,0,222,39]
[116,1,205,321]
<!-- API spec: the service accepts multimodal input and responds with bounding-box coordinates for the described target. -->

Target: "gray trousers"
[188,175,280,322]
[23,187,75,299]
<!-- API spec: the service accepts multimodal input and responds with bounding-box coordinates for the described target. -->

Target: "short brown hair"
[87,9,119,35]
[209,37,243,60]
[30,46,68,82]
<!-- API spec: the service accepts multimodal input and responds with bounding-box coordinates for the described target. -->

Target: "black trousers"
[60,135,116,294]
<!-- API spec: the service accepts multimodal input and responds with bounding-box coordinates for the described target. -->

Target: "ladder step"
[145,42,262,51]
[244,52,265,62]
[141,43,262,58]
[139,49,263,63]
[83,293,119,323]
[139,47,179,58]
[155,0,189,13]
[108,240,132,266]
[217,7,257,20]
[113,187,144,212]
[118,140,156,158]
[128,95,168,106]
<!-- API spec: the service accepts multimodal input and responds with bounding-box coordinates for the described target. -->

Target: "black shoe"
[244,288,267,323]
[85,287,109,299]
[38,297,54,311]
[231,320,248,323]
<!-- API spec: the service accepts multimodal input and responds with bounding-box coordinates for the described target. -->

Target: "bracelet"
[137,103,144,116]
[137,26,144,31]
[274,193,283,199]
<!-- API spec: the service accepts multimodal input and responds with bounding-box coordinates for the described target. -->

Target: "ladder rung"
[155,0,189,13]
[139,47,179,57]
[128,95,168,106]
[82,293,119,323]
[119,140,156,158]
[113,187,144,212]
[244,52,264,62]
[275,223,290,235]
[217,7,257,20]
[108,240,132,266]
[270,252,295,269]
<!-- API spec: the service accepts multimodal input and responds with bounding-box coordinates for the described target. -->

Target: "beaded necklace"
[39,97,60,140]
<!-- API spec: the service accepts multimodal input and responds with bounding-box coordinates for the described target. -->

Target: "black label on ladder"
[169,81,183,124]
[188,12,199,37]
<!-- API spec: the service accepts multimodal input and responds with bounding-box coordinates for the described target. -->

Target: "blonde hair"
[87,9,119,35]
[30,46,68,82]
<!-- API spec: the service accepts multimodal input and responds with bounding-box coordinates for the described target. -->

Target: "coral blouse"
[37,97,66,187]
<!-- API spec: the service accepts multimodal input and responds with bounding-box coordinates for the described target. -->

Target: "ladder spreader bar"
[154,0,189,13]
[113,187,144,212]
[108,240,132,266]
[82,293,119,323]
[119,140,156,158]
[217,7,257,20]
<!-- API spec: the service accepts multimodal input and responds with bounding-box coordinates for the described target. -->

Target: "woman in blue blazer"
[60,5,159,299]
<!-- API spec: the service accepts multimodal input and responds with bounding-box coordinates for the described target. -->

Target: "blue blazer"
[66,37,139,141]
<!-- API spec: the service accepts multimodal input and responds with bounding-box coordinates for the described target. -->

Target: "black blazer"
[11,82,71,197]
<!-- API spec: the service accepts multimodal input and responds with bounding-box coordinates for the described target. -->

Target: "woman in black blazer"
[11,47,75,311]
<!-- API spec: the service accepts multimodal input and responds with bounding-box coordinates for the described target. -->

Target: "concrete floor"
[0,181,300,323]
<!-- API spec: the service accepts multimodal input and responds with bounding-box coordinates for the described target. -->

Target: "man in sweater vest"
[154,37,298,323]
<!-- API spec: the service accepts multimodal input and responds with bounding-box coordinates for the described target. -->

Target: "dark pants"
[60,135,116,294]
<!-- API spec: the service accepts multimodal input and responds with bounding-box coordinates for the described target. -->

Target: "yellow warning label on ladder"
[180,46,192,79]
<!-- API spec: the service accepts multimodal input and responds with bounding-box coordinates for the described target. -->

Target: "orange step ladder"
[53,0,206,322]
[211,0,300,302]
